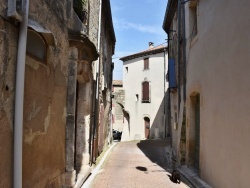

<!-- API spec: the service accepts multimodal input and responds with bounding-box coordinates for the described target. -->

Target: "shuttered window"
[142,81,150,103]
[144,58,149,70]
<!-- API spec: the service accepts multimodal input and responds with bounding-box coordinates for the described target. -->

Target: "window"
[189,0,198,40]
[26,30,46,63]
[125,67,128,73]
[142,81,150,103]
[144,58,149,70]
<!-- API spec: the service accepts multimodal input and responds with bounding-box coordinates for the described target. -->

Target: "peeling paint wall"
[23,0,68,187]
[23,3,68,183]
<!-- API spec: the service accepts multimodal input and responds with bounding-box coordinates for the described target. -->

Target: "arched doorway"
[144,117,150,139]
[189,93,200,173]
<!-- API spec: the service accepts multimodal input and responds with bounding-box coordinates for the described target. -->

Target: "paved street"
[88,140,190,188]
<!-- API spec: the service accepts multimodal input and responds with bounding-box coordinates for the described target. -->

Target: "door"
[194,94,200,171]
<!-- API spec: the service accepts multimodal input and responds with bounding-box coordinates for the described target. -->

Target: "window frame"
[141,80,150,103]
[26,29,47,64]
[143,58,149,70]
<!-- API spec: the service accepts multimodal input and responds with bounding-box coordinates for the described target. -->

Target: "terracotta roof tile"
[120,45,167,61]
[113,80,123,86]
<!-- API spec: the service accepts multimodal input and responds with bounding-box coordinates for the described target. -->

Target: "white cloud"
[114,19,163,36]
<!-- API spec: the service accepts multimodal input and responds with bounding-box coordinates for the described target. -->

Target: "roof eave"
[120,46,167,62]
[162,0,178,34]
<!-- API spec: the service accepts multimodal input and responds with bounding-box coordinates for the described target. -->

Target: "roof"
[113,80,123,86]
[120,45,167,62]
[162,0,178,34]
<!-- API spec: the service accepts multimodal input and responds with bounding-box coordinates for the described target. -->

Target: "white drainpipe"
[14,0,29,187]
[96,0,102,87]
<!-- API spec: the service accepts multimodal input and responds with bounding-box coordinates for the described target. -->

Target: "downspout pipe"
[163,48,166,138]
[14,0,29,187]
[182,1,187,102]
[91,0,102,165]
[167,38,172,145]
[177,0,181,112]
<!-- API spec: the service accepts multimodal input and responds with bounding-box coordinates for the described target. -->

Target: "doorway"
[144,117,150,139]
[194,94,200,171]
[189,93,200,173]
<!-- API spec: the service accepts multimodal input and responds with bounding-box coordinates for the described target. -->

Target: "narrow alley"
[84,140,190,188]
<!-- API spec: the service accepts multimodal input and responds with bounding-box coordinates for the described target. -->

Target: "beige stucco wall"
[185,1,250,187]
[123,52,168,140]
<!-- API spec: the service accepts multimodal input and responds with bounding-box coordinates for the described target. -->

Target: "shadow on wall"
[149,90,170,139]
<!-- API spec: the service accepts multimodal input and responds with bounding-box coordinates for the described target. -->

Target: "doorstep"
[178,166,212,188]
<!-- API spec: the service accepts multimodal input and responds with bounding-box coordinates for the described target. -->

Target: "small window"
[26,30,46,63]
[142,81,150,103]
[144,58,149,70]
[125,67,128,73]
[189,1,198,40]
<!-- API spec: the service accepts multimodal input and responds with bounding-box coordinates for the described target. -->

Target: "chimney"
[149,42,154,49]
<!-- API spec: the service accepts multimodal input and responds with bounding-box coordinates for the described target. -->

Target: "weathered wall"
[0,10,18,187]
[0,0,114,186]
[97,3,115,151]
[185,1,250,187]
[22,0,68,187]
[88,0,100,48]
[123,52,168,140]
[112,86,125,132]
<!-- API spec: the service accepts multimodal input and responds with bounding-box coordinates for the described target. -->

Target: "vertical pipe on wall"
[177,0,181,112]
[14,0,29,187]
[163,48,166,138]
[167,38,172,146]
[91,0,102,165]
[182,1,187,102]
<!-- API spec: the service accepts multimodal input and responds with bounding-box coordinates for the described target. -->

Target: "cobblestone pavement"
[89,140,190,188]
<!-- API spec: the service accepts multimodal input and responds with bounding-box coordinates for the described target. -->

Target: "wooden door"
[195,94,200,171]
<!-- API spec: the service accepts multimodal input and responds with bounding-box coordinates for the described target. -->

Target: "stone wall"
[23,1,69,187]
[0,12,18,188]
[0,0,115,187]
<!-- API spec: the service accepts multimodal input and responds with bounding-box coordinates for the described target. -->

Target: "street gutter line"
[81,142,117,188]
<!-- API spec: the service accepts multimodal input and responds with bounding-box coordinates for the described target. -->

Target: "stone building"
[120,43,169,141]
[0,0,115,187]
[163,0,250,187]
[111,80,124,132]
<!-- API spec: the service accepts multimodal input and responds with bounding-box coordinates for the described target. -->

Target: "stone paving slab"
[87,140,190,188]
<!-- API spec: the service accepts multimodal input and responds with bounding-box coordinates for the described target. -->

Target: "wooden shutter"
[142,81,149,102]
[169,58,177,88]
[144,58,149,70]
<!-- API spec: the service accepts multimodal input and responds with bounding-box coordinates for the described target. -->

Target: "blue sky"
[110,0,168,80]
